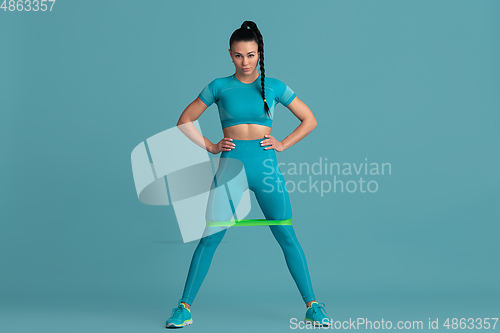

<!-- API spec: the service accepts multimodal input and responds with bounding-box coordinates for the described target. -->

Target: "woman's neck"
[234,71,260,84]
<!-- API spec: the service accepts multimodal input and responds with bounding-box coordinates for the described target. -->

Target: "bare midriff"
[222,123,271,140]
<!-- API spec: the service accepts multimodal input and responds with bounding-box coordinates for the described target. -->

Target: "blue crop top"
[198,73,297,129]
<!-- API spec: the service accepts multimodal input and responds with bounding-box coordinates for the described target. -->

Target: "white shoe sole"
[166,319,193,328]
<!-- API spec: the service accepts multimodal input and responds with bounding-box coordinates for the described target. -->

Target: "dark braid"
[229,21,271,119]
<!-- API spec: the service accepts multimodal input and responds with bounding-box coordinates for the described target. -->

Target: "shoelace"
[170,305,184,318]
[311,302,329,318]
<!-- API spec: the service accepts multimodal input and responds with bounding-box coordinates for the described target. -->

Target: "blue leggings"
[180,138,316,305]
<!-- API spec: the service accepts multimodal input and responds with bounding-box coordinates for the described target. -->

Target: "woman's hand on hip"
[210,137,235,154]
[261,134,285,152]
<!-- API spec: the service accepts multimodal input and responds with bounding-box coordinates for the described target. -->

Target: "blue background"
[1,0,499,332]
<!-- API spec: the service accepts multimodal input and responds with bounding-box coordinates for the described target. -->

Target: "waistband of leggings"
[222,137,273,158]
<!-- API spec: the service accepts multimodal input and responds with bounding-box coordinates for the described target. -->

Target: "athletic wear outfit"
[166,73,327,328]
[200,73,296,228]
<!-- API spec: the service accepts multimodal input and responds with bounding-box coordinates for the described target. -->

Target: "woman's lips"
[243,68,251,71]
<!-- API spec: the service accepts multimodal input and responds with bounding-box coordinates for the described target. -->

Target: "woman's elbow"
[177,114,194,126]
[308,117,318,129]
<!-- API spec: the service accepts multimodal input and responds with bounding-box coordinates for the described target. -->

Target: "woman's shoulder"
[202,75,233,90]
[264,76,289,90]
[265,75,287,85]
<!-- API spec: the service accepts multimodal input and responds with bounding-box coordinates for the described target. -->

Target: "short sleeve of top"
[198,79,219,107]
[197,74,297,129]
[271,78,297,107]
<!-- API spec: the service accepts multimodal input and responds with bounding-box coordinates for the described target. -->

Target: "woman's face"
[229,41,260,78]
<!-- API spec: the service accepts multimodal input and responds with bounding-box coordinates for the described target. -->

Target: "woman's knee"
[269,225,297,248]
[200,227,226,248]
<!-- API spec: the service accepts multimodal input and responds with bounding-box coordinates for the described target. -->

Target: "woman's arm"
[280,97,318,150]
[176,97,216,153]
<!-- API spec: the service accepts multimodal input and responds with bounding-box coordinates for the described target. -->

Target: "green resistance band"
[206,218,292,227]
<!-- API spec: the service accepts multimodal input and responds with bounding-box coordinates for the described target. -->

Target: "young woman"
[166,21,330,328]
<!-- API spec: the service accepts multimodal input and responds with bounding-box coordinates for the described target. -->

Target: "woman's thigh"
[250,150,293,221]
[205,153,248,222]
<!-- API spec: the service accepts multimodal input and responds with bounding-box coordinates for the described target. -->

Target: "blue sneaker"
[165,301,193,328]
[305,302,331,327]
